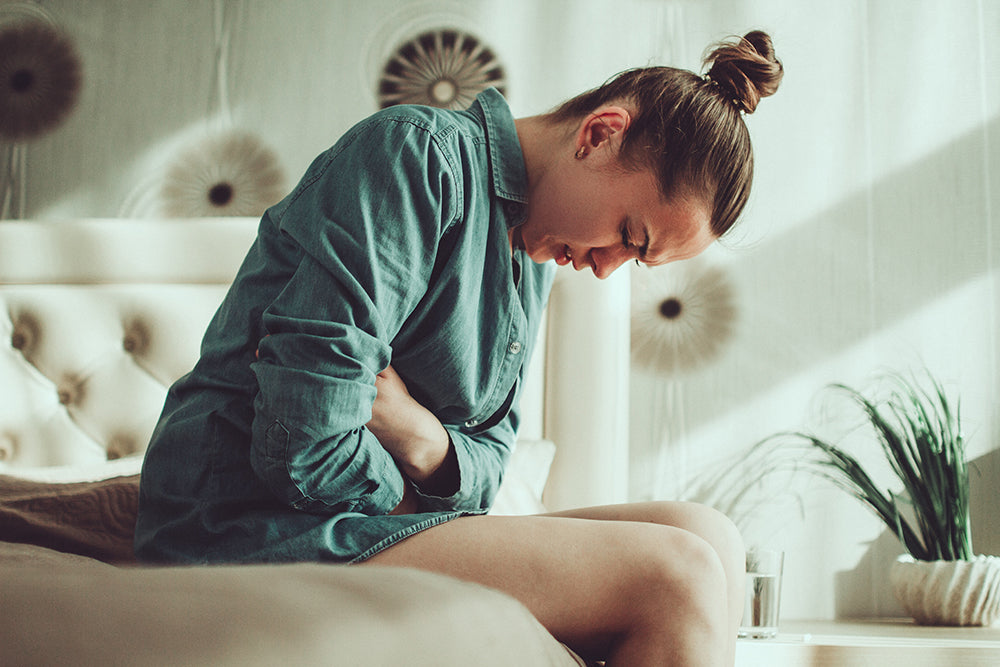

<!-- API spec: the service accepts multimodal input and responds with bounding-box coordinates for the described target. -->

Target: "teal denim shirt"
[134,89,556,564]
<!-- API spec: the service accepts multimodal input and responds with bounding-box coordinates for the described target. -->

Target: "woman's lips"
[555,244,573,266]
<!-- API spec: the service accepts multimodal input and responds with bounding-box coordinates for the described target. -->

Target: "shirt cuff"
[411,427,504,513]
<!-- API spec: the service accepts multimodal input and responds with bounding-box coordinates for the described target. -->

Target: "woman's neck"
[514,115,567,197]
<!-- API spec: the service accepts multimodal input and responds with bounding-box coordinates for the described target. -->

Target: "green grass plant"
[767,371,972,562]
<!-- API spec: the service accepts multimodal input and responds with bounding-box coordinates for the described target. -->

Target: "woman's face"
[513,159,715,280]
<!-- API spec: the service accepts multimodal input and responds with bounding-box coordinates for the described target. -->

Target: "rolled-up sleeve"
[248,251,405,515]
[410,412,516,513]
[248,116,459,515]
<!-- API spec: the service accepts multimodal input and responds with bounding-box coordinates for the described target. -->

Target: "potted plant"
[763,370,1000,626]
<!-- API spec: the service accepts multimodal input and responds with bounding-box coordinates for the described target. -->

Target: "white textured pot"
[890,554,1000,626]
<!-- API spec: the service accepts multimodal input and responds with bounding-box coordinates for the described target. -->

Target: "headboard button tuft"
[0,432,16,461]
[105,435,136,460]
[122,319,150,355]
[10,313,40,355]
[57,376,85,406]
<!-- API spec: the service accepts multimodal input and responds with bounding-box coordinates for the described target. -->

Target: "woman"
[136,30,782,665]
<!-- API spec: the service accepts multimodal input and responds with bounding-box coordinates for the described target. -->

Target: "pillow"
[489,438,556,516]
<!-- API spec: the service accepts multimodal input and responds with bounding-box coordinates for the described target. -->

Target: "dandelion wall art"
[378,29,505,110]
[0,5,82,218]
[0,19,81,142]
[159,130,286,218]
[630,260,738,376]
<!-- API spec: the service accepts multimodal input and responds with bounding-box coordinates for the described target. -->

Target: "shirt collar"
[473,88,528,225]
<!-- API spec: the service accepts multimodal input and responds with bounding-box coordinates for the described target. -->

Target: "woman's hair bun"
[704,30,783,113]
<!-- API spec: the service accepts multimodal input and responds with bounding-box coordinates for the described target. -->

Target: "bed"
[0,218,630,666]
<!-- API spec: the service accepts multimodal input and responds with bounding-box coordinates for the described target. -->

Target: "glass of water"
[738,548,784,639]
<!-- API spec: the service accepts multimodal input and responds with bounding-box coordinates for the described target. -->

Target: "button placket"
[463,305,524,432]
[461,226,529,432]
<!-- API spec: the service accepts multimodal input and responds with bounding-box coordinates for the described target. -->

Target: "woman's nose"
[591,246,633,280]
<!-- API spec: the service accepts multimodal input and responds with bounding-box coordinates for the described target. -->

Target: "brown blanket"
[0,474,139,564]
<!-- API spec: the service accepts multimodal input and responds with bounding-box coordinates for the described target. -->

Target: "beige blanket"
[0,477,587,666]
[1,544,584,666]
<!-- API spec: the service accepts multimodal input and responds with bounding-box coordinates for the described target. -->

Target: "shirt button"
[464,419,478,428]
[508,341,522,354]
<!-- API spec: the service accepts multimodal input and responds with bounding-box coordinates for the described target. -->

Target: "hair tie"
[703,73,746,113]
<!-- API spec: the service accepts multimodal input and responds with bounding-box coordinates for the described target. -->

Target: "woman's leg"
[544,502,746,665]
[360,501,742,666]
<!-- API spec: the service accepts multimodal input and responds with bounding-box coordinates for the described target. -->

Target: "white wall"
[4,0,997,621]
[627,0,1000,621]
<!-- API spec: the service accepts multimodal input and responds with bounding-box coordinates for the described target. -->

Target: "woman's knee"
[643,501,745,580]
[604,528,727,661]
[692,504,744,571]
[626,524,730,619]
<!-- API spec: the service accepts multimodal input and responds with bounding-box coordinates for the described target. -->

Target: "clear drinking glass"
[738,548,784,639]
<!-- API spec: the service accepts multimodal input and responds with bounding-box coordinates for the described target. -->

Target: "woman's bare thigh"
[359,509,730,661]
[545,501,745,583]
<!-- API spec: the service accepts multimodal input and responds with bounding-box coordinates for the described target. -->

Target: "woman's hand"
[367,365,456,492]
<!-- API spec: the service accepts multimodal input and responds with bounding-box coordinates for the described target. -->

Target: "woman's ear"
[574,106,632,158]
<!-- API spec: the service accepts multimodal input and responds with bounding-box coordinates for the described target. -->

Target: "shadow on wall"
[677,113,999,434]
[834,447,1000,619]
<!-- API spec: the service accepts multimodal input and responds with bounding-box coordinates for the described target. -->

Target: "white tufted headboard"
[0,219,629,509]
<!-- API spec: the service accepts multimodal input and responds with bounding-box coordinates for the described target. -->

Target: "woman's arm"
[248,112,512,518]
